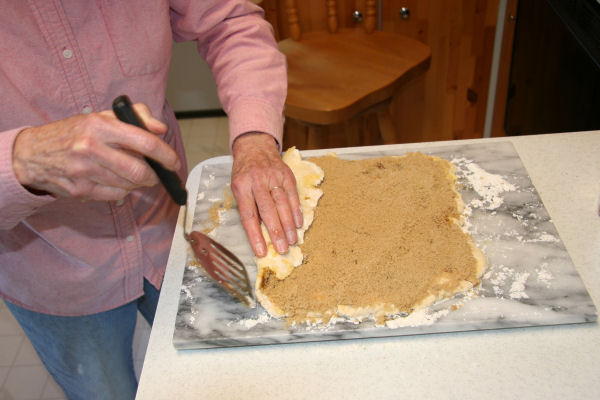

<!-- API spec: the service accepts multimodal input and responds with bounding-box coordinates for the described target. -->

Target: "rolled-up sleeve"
[169,0,286,150]
[0,127,55,230]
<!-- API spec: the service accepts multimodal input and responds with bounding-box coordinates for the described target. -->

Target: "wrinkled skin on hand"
[231,133,303,257]
[12,103,180,201]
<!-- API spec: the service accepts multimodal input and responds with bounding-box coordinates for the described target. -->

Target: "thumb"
[133,103,168,135]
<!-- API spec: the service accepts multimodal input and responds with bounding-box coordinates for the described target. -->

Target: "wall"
[166,41,221,113]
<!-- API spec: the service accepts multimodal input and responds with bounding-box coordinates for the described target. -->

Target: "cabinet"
[260,0,504,145]
[382,0,499,142]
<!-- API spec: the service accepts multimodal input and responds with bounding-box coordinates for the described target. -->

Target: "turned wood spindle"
[326,0,338,34]
[364,0,377,33]
[286,0,301,40]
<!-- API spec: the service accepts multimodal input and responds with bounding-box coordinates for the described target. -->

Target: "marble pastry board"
[173,142,597,349]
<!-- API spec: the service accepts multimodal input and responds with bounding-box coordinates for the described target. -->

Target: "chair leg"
[283,120,331,150]
[284,113,386,149]
[306,125,324,149]
[283,118,308,150]
[376,105,398,144]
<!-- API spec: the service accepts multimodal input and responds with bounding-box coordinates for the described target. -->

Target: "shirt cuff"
[0,127,55,228]
[227,98,284,153]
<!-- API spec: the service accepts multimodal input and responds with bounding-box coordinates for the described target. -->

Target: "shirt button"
[82,106,93,114]
[62,49,73,59]
[125,235,135,242]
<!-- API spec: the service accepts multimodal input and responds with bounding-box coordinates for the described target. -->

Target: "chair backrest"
[285,0,377,41]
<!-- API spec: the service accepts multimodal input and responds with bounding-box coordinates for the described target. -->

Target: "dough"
[256,150,486,325]
[254,147,325,317]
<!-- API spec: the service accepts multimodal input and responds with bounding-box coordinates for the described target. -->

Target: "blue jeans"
[4,279,160,400]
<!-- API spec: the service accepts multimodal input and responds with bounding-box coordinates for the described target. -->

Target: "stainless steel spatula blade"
[188,231,255,307]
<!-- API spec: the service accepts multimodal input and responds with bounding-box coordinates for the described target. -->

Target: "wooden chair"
[279,0,431,149]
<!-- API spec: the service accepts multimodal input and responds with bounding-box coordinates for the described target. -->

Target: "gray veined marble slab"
[173,141,597,349]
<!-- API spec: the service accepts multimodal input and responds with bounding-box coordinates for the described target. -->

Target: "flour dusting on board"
[386,308,450,328]
[451,156,561,303]
[481,260,555,299]
[509,272,530,299]
[452,157,517,211]
[385,289,479,328]
[228,312,272,330]
[536,263,554,288]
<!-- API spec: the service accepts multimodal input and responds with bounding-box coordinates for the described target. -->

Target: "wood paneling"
[383,0,499,142]
[261,0,501,144]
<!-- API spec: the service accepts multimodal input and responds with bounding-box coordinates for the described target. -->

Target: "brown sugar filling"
[260,152,482,324]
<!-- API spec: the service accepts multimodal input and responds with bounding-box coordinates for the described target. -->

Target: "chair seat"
[279,28,431,125]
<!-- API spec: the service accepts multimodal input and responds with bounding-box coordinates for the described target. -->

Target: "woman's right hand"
[12,103,181,201]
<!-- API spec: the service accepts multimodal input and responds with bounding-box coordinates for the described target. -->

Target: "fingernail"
[295,207,303,228]
[255,243,266,257]
[286,229,297,245]
[275,239,288,254]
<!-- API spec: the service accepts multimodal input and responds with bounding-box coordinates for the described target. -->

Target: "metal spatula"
[187,231,254,306]
[112,95,255,307]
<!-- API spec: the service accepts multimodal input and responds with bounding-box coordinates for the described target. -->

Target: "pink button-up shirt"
[0,0,286,316]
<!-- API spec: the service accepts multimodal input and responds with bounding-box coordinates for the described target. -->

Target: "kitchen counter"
[136,131,600,400]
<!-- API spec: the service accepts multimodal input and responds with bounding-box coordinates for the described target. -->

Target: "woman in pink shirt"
[0,1,298,398]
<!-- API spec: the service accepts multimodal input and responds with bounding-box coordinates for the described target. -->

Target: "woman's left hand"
[231,132,303,257]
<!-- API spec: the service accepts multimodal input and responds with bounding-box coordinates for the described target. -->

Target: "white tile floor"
[0,117,229,400]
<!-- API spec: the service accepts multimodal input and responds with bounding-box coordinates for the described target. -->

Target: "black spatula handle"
[112,95,187,206]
